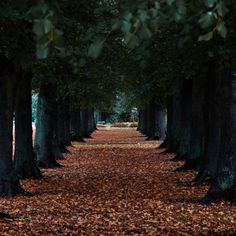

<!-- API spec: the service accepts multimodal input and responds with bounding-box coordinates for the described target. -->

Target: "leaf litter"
[0,128,236,235]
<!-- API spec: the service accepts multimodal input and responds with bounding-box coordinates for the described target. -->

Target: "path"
[0,128,236,235]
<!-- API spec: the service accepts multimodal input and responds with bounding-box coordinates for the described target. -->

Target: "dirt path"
[0,128,236,235]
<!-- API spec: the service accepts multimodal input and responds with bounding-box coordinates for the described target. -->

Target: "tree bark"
[53,102,65,160]
[174,79,192,163]
[57,99,68,153]
[154,106,166,140]
[138,109,146,133]
[0,55,23,196]
[193,61,221,185]
[147,100,157,139]
[63,96,71,146]
[142,106,149,135]
[34,83,61,168]
[14,71,42,179]
[91,108,97,132]
[165,89,182,153]
[81,108,91,138]
[87,109,94,135]
[202,64,236,203]
[159,97,172,148]
[70,104,83,142]
[180,75,206,171]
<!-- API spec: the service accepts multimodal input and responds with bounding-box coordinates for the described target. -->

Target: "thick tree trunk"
[14,72,42,179]
[70,105,83,142]
[91,108,96,132]
[180,75,206,172]
[53,103,65,160]
[138,109,147,133]
[202,65,236,203]
[87,109,94,135]
[63,97,71,146]
[139,109,147,134]
[154,106,166,140]
[193,61,221,185]
[147,101,157,140]
[34,83,61,168]
[142,106,149,135]
[174,79,192,163]
[91,108,97,131]
[165,89,182,153]
[137,110,142,131]
[81,108,91,138]
[0,55,23,196]
[57,100,68,153]
[159,97,172,148]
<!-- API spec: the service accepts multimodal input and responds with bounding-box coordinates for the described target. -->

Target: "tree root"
[191,170,211,186]
[174,160,197,172]
[37,159,62,169]
[171,154,186,162]
[15,164,43,180]
[158,140,168,149]
[0,180,25,198]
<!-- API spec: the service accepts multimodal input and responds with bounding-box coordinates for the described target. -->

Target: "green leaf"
[217,21,227,38]
[174,0,187,22]
[216,1,229,17]
[198,31,213,41]
[204,0,217,8]
[33,20,44,36]
[124,33,138,49]
[198,12,216,29]
[123,11,132,21]
[138,25,152,40]
[88,38,105,59]
[36,46,48,59]
[149,8,158,18]
[79,58,86,67]
[138,10,148,22]
[112,22,120,30]
[43,19,52,34]
[167,0,175,6]
[121,20,132,33]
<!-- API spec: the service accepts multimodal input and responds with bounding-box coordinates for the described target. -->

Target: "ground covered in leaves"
[1,128,236,235]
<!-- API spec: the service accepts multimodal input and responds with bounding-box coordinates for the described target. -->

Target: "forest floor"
[1,128,236,235]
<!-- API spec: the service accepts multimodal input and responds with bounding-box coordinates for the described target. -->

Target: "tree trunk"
[0,55,23,196]
[14,72,42,179]
[137,110,142,131]
[81,108,91,138]
[53,102,65,160]
[63,96,71,146]
[138,109,146,134]
[202,64,236,203]
[154,106,166,140]
[174,79,192,163]
[159,97,172,148]
[180,75,206,171]
[70,105,83,142]
[91,108,97,132]
[145,101,155,139]
[166,89,182,153]
[34,83,61,168]
[57,100,68,153]
[193,61,221,185]
[87,109,93,135]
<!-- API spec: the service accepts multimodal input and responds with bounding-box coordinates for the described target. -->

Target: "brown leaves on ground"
[0,128,236,235]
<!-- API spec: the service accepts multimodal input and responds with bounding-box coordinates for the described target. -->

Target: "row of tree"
[0,1,121,196]
[119,1,236,203]
[0,57,97,196]
[0,0,236,205]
